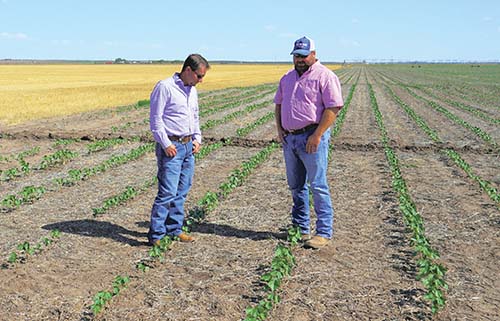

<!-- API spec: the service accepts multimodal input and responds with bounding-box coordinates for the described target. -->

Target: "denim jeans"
[283,128,333,238]
[148,141,194,244]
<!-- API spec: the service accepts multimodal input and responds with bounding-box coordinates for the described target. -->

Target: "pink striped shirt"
[274,61,343,130]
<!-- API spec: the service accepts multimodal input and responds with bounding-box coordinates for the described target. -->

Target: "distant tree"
[114,58,127,64]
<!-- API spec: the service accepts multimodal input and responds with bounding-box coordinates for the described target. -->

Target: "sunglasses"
[191,67,205,79]
[293,54,309,59]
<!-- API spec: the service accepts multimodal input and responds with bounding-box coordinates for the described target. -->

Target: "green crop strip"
[200,88,276,117]
[328,78,358,160]
[36,149,79,170]
[201,100,273,131]
[91,141,229,218]
[87,137,138,153]
[384,84,500,206]
[242,77,358,320]
[403,86,499,151]
[1,143,154,211]
[136,143,279,270]
[1,185,46,209]
[55,143,155,187]
[90,275,130,315]
[0,146,40,181]
[2,229,60,268]
[236,112,274,137]
[243,226,300,321]
[408,84,500,126]
[369,83,448,314]
[199,84,276,110]
[92,178,157,217]
[52,138,80,147]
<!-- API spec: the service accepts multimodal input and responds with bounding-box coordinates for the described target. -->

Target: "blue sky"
[1,0,499,62]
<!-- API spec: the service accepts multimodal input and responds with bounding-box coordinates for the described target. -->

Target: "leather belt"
[285,124,318,135]
[168,135,191,144]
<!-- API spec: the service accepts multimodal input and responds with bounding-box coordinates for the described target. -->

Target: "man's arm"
[275,104,286,144]
[306,106,342,154]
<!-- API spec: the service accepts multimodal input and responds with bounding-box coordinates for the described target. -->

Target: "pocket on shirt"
[299,80,320,103]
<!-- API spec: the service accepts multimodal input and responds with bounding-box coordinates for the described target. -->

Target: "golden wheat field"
[0,64,341,125]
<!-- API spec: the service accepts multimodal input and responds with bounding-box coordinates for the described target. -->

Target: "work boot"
[301,234,311,242]
[304,235,329,249]
[177,233,195,242]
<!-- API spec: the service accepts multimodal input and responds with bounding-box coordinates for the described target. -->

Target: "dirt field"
[0,65,499,320]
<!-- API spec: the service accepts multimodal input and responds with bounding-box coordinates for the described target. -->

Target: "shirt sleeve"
[322,73,344,108]
[274,79,283,105]
[192,91,202,144]
[149,81,172,149]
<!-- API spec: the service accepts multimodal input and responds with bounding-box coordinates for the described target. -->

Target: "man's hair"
[182,54,210,72]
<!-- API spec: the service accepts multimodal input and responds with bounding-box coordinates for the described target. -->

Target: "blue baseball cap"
[290,36,316,55]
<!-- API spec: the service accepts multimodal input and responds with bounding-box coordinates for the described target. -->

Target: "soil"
[0,67,499,321]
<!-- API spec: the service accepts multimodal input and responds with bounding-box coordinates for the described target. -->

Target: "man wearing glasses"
[148,54,209,246]
[274,36,343,249]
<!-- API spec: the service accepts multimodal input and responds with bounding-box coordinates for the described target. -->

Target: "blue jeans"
[283,128,333,238]
[148,141,194,244]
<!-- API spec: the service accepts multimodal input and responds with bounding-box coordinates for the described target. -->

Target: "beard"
[294,61,310,75]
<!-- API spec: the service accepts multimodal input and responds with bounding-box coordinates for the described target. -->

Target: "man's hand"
[192,140,201,154]
[306,133,321,153]
[164,144,177,157]
[277,127,287,144]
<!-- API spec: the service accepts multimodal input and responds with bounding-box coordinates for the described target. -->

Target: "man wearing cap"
[274,36,343,249]
[148,53,209,246]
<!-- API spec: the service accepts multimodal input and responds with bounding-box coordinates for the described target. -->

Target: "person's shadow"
[192,222,285,241]
[42,219,149,247]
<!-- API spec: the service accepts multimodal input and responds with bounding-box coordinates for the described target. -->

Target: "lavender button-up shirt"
[274,61,343,130]
[149,73,202,149]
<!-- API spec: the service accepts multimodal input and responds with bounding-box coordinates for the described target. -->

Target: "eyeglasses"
[293,54,308,59]
[191,67,205,79]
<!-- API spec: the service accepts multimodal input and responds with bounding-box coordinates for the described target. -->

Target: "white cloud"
[51,39,71,45]
[264,25,276,32]
[340,37,360,47]
[1,32,28,40]
[278,32,298,38]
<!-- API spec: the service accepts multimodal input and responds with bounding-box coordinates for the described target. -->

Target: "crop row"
[0,137,140,184]
[91,140,229,218]
[375,68,500,113]
[199,84,276,113]
[1,148,77,182]
[2,229,61,268]
[402,86,498,151]
[201,99,272,131]
[243,72,361,320]
[99,84,277,136]
[383,83,500,206]
[1,143,155,211]
[368,82,448,314]
[94,143,279,316]
[407,84,500,125]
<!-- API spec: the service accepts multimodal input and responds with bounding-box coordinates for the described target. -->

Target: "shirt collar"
[173,72,191,94]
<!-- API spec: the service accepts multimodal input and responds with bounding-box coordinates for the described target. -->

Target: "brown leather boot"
[177,233,195,242]
[304,235,329,249]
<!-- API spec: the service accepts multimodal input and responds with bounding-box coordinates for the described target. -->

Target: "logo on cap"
[290,36,316,56]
